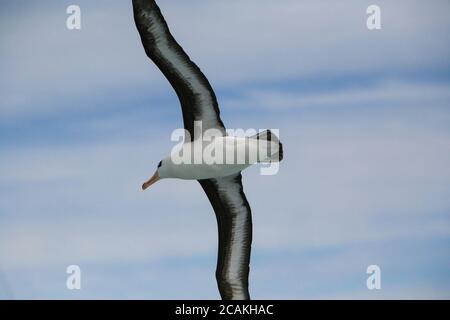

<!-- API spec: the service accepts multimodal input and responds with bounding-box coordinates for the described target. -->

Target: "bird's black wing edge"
[132,0,226,139]
[198,173,253,300]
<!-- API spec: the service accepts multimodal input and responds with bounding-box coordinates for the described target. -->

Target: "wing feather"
[199,173,252,300]
[132,0,226,139]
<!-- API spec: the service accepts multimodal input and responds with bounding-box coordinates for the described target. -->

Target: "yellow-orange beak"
[142,171,160,190]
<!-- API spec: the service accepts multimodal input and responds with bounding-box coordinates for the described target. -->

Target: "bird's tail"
[249,130,283,162]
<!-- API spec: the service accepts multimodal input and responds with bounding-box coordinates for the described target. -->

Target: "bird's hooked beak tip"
[142,172,160,191]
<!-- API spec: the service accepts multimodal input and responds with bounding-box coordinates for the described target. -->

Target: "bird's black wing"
[134,0,252,300]
[199,173,252,300]
[132,0,226,140]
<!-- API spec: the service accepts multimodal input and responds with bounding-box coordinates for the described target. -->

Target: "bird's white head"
[142,159,169,190]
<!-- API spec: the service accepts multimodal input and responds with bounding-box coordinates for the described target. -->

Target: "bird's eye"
[157,160,162,168]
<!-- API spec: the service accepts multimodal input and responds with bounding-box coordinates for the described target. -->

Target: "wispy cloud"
[224,81,450,109]
[2,0,450,118]
[1,102,449,270]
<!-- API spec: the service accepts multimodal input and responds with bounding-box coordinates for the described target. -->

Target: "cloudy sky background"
[1,0,449,299]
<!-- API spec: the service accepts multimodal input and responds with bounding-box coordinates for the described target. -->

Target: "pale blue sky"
[1,0,449,299]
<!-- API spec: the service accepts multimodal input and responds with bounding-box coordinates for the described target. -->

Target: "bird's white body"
[158,136,280,180]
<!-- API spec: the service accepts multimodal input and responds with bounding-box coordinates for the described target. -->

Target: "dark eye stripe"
[157,160,162,168]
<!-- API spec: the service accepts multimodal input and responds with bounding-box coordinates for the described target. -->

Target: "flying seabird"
[132,0,283,300]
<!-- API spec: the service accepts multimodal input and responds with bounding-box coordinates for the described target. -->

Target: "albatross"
[133,0,283,300]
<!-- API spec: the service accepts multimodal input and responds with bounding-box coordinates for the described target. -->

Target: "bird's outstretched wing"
[199,173,252,300]
[132,0,226,140]
[134,0,252,300]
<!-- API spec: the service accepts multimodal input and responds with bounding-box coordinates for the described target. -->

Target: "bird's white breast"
[164,136,258,180]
